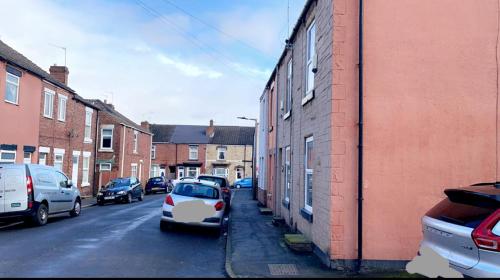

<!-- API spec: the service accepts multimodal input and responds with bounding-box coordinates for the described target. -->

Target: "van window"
[55,172,69,188]
[35,171,56,186]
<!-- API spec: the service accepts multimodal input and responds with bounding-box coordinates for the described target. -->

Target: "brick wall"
[205,144,253,185]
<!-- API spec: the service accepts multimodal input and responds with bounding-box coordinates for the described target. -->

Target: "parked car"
[160,179,225,231]
[418,181,500,278]
[0,164,81,226]
[145,176,172,194]
[171,176,196,187]
[234,177,253,188]
[97,177,144,205]
[197,175,232,211]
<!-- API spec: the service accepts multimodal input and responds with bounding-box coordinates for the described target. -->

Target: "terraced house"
[150,120,254,185]
[259,0,499,271]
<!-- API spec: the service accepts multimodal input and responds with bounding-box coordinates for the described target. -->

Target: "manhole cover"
[268,264,299,276]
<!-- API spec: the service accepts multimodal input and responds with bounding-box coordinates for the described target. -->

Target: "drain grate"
[268,264,299,276]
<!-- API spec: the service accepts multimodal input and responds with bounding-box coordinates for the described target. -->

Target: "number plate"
[104,196,115,200]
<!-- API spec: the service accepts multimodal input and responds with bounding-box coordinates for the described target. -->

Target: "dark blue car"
[97,177,144,205]
[145,176,172,194]
[234,177,253,188]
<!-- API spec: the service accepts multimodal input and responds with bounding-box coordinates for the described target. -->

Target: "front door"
[72,154,79,186]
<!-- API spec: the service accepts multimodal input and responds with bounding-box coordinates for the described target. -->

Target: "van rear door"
[0,165,5,213]
[2,165,28,212]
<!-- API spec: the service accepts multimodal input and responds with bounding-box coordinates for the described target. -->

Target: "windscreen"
[173,183,219,199]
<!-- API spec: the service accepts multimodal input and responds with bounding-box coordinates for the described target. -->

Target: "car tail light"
[472,209,500,252]
[26,176,34,209]
[214,201,224,211]
[165,195,174,206]
[222,188,229,193]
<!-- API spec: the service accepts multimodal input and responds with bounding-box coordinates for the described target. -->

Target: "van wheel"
[70,200,81,217]
[32,204,49,226]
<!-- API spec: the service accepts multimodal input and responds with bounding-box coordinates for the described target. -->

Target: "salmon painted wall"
[363,0,498,261]
[0,61,41,163]
[267,80,277,211]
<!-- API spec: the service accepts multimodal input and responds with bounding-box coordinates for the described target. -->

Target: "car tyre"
[98,201,104,206]
[32,203,49,226]
[69,199,81,217]
[127,193,133,204]
[138,191,144,201]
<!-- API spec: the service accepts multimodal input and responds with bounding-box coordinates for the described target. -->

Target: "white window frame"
[0,150,16,163]
[43,88,55,118]
[54,149,65,171]
[57,94,68,122]
[213,167,228,177]
[285,146,291,202]
[82,152,91,186]
[5,72,20,105]
[304,136,313,212]
[217,147,227,160]
[131,163,138,177]
[189,145,198,160]
[151,145,156,159]
[304,20,316,104]
[23,152,32,164]
[187,167,200,178]
[235,167,243,181]
[84,107,93,143]
[100,163,112,171]
[151,164,160,177]
[39,147,50,165]
[284,58,292,118]
[133,130,138,153]
[100,125,114,150]
[177,166,184,178]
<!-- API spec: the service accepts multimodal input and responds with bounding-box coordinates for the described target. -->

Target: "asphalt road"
[0,193,227,277]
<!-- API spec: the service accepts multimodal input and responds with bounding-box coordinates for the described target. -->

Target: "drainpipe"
[274,68,279,212]
[93,110,99,196]
[356,0,364,273]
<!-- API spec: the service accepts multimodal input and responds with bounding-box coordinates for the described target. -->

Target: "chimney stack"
[103,99,114,110]
[141,121,150,131]
[49,65,69,85]
[206,119,215,138]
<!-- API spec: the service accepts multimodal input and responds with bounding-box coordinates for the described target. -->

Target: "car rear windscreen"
[150,178,162,182]
[427,194,498,229]
[173,183,219,199]
[198,176,225,188]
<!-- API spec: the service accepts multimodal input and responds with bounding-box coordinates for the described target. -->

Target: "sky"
[0,0,306,126]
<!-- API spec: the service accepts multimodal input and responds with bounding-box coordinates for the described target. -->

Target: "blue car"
[145,176,172,194]
[234,177,253,188]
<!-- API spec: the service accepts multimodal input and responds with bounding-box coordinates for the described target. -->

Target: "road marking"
[0,221,23,229]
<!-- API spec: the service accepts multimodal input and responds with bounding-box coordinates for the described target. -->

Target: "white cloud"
[157,53,222,79]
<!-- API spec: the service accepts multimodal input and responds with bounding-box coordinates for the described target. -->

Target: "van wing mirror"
[66,180,73,188]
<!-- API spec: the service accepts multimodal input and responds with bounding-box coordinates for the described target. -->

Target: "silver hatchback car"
[419,182,500,277]
[160,179,225,230]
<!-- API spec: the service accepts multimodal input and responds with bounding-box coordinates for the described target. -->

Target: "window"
[0,150,16,163]
[55,172,69,188]
[58,94,67,121]
[304,136,314,212]
[178,166,185,178]
[23,152,32,164]
[84,108,93,142]
[217,147,227,160]
[151,164,160,177]
[100,163,111,171]
[187,167,199,178]
[133,131,138,153]
[285,58,292,116]
[213,168,228,177]
[236,167,243,180]
[82,153,90,186]
[189,145,198,160]
[151,145,156,159]
[39,152,47,165]
[43,89,55,118]
[5,72,19,104]
[54,152,64,171]
[305,20,316,97]
[100,127,113,150]
[285,146,291,202]
[131,163,138,177]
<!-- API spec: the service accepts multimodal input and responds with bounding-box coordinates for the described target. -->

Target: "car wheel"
[138,191,144,201]
[69,199,81,217]
[236,184,241,189]
[32,204,49,226]
[98,201,104,206]
[127,193,133,204]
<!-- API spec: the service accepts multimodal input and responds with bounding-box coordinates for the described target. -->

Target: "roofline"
[120,122,153,135]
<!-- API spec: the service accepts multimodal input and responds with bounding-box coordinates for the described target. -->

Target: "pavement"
[226,189,346,278]
[0,193,227,277]
[80,196,97,208]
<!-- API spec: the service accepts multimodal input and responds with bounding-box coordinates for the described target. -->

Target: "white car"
[160,179,225,230]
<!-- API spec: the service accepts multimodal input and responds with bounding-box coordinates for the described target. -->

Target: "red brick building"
[88,99,152,190]
[38,66,99,197]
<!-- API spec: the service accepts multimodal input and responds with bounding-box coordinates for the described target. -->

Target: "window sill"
[43,115,53,119]
[300,208,313,223]
[84,138,93,144]
[81,183,90,187]
[4,100,19,106]
[282,199,290,210]
[301,91,314,106]
[283,111,291,120]
[58,119,66,123]
[98,149,114,153]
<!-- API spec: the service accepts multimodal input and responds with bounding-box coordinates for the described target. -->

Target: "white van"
[0,164,81,226]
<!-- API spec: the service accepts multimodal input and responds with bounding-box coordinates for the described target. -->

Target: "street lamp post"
[237,116,258,200]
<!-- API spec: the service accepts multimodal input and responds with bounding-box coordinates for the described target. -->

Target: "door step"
[259,207,273,215]
[284,234,313,253]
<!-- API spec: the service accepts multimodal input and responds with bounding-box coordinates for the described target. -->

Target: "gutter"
[356,0,364,273]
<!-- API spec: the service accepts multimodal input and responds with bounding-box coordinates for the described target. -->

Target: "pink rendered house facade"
[263,0,500,270]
